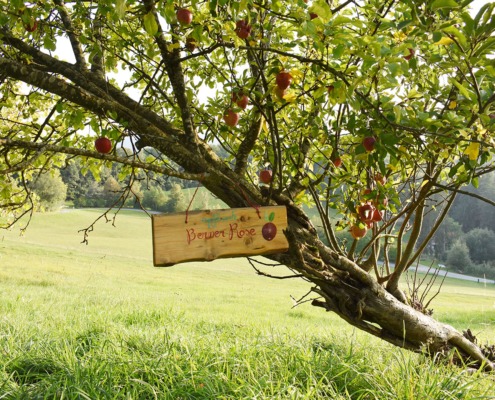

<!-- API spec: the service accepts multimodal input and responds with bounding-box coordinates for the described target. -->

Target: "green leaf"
[115,0,126,18]
[431,0,460,10]
[333,44,345,58]
[443,26,468,49]
[311,0,332,22]
[143,12,158,36]
[450,78,473,100]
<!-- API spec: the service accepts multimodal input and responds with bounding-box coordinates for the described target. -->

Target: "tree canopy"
[1,0,494,370]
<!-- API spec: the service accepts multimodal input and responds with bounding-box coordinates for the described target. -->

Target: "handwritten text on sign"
[152,206,288,266]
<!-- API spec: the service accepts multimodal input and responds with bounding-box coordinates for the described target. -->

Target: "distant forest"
[29,147,495,279]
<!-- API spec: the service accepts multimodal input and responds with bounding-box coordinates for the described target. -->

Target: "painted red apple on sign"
[262,211,278,241]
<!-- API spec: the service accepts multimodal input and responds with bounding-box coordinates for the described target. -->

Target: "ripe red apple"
[332,156,342,168]
[371,208,383,222]
[327,85,334,93]
[310,12,318,20]
[259,169,272,184]
[374,173,386,185]
[223,109,239,127]
[232,92,249,109]
[274,86,286,100]
[185,37,196,52]
[362,136,376,152]
[94,137,112,154]
[24,19,37,32]
[262,222,277,241]
[276,71,292,90]
[350,225,367,239]
[235,20,252,39]
[403,48,415,61]
[362,188,372,197]
[176,8,192,25]
[358,203,375,223]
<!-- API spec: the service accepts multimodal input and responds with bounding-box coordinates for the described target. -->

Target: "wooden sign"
[152,206,289,266]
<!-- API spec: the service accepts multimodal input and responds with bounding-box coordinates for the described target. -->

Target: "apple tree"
[1,0,495,370]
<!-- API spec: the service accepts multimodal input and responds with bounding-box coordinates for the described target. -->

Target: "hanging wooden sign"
[152,206,289,266]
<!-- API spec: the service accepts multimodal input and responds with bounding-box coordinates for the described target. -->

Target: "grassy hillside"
[0,209,494,398]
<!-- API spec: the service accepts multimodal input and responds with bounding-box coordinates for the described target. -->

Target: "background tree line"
[31,156,495,280]
[418,172,495,279]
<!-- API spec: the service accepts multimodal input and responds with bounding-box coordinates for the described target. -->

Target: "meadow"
[0,208,494,399]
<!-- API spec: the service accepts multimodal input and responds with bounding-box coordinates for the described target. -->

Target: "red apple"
[374,173,386,185]
[358,203,375,223]
[403,48,415,61]
[259,169,273,184]
[362,136,376,152]
[310,12,318,20]
[332,156,342,168]
[223,109,239,127]
[327,85,334,93]
[235,20,252,39]
[262,222,277,241]
[185,36,196,52]
[350,225,367,239]
[362,188,372,197]
[274,86,286,100]
[94,137,112,154]
[371,208,383,222]
[232,92,249,109]
[176,8,192,25]
[24,19,37,32]
[276,71,292,90]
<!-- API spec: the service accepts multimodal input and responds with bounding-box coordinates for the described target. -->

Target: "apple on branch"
[362,136,376,152]
[176,8,192,25]
[235,20,252,39]
[259,169,273,185]
[403,48,415,61]
[350,224,367,239]
[357,203,375,223]
[185,36,197,52]
[374,173,386,185]
[223,109,239,127]
[232,91,249,109]
[24,18,37,32]
[276,71,292,90]
[331,156,342,168]
[95,137,112,154]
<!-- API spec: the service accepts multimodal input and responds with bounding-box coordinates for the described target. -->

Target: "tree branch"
[53,0,88,69]
[0,138,205,181]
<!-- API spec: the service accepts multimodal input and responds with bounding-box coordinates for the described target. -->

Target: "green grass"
[0,209,494,399]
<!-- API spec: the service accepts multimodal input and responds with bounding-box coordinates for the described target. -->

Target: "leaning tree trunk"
[271,209,495,372]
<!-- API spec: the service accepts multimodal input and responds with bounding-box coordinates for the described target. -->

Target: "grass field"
[0,209,494,399]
